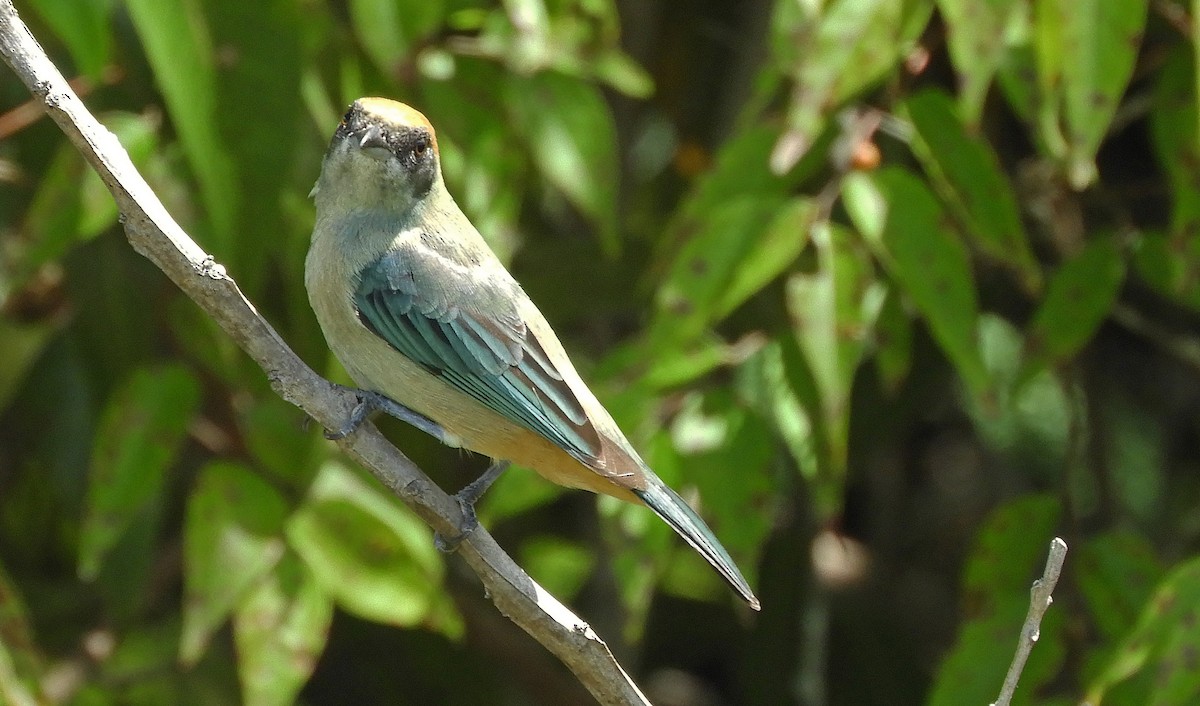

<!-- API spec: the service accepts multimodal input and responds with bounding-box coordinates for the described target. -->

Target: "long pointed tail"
[633,477,761,611]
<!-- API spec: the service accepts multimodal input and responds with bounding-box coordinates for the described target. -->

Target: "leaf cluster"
[2,0,1200,704]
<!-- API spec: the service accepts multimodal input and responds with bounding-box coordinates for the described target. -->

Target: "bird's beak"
[354,124,393,162]
[356,124,390,157]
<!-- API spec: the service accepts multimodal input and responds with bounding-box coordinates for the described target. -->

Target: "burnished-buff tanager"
[305,98,759,610]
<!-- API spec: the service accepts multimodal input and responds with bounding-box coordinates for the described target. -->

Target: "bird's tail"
[633,477,761,611]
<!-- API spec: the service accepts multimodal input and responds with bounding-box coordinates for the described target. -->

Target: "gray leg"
[435,461,511,552]
[325,386,448,444]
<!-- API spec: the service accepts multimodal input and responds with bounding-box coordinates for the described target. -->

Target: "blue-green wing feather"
[354,246,602,466]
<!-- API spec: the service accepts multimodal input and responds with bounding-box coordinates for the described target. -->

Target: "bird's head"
[313,98,442,215]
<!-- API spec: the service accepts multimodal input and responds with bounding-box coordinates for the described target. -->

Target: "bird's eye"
[413,138,428,157]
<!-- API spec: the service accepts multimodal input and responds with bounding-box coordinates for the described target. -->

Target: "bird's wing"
[354,243,605,467]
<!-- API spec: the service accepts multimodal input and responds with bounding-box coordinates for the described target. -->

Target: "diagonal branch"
[0,3,648,704]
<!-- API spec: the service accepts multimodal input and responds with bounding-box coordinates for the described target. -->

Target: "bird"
[305,97,759,610]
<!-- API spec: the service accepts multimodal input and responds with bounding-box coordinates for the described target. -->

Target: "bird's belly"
[343,332,637,500]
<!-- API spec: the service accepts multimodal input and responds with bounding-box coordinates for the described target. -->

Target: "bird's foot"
[434,497,479,553]
[323,385,447,443]
[434,461,510,552]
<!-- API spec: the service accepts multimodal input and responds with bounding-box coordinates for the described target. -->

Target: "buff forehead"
[355,97,435,133]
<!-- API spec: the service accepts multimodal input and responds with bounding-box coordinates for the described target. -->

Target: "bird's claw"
[434,496,480,553]
[431,461,509,553]
[320,386,448,443]
[324,394,373,440]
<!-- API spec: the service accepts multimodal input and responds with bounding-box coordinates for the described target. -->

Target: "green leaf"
[504,71,619,253]
[79,364,201,580]
[496,0,550,72]
[643,125,829,353]
[873,286,912,392]
[677,124,823,226]
[286,463,448,630]
[927,495,1064,706]
[967,315,1072,481]
[27,0,112,78]
[520,536,595,601]
[653,196,793,343]
[0,560,39,706]
[1034,0,1149,188]
[771,0,934,168]
[744,341,824,509]
[1103,397,1165,524]
[934,611,1066,706]
[19,109,158,286]
[20,111,161,282]
[349,0,445,72]
[1131,232,1200,312]
[181,462,289,665]
[1061,0,1148,188]
[1026,238,1125,367]
[935,0,1025,126]
[348,0,405,71]
[720,198,818,319]
[0,318,62,414]
[843,168,988,397]
[478,465,564,523]
[1141,51,1200,313]
[965,496,1062,597]
[1076,531,1163,642]
[206,0,305,293]
[0,643,38,706]
[234,554,332,706]
[21,144,86,277]
[1151,48,1200,247]
[101,620,198,700]
[239,399,320,487]
[593,50,654,98]
[994,22,1037,125]
[1029,0,1069,159]
[786,223,882,473]
[124,0,238,243]
[637,335,739,390]
[167,296,247,388]
[904,89,1038,290]
[1087,558,1200,705]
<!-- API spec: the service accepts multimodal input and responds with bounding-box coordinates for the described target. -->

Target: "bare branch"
[991,537,1069,706]
[0,3,648,704]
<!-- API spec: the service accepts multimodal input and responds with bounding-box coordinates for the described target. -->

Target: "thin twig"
[990,537,1068,706]
[0,3,648,704]
[1111,302,1200,375]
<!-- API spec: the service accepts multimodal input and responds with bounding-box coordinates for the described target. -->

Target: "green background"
[2,0,1199,704]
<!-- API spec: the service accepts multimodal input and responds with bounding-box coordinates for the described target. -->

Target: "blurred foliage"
[3,0,1200,704]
